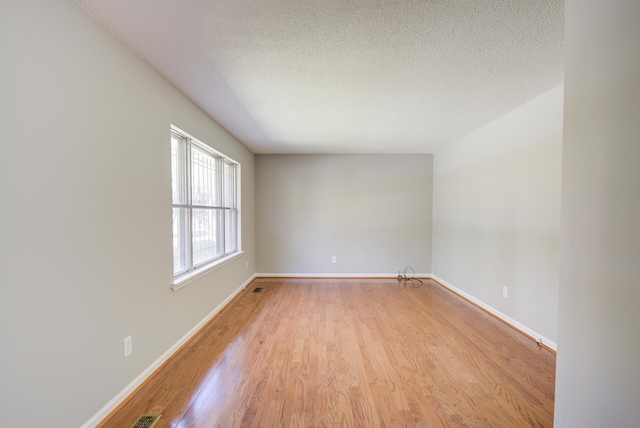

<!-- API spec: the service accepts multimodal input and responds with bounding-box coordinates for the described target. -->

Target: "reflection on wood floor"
[100,278,555,427]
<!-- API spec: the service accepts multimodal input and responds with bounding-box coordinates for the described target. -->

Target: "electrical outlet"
[331,256,337,264]
[246,261,249,269]
[123,336,132,358]
[503,286,508,298]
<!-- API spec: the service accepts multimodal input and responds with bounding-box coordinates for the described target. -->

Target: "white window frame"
[171,125,242,290]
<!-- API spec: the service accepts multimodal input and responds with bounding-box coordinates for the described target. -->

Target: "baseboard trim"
[428,274,557,354]
[255,273,431,279]
[82,274,257,428]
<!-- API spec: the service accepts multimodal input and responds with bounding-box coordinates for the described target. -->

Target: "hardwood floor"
[99,278,555,427]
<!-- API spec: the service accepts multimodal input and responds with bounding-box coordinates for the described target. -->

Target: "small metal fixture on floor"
[253,287,263,293]
[131,414,161,428]
[397,266,423,288]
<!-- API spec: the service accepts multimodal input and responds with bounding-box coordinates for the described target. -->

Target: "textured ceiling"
[75,0,564,154]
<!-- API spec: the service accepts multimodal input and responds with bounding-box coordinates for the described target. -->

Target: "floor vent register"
[131,414,161,428]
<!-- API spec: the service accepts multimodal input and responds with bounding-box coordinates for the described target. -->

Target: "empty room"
[2,0,639,427]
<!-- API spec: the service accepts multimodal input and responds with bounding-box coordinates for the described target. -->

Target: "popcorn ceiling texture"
[76,0,564,154]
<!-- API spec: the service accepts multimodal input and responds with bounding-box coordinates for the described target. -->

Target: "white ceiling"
[76,0,564,154]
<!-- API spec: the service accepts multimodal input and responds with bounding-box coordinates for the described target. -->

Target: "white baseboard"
[255,273,430,279]
[81,274,256,428]
[428,274,557,352]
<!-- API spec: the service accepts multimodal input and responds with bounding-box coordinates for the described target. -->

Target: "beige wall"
[432,85,564,345]
[256,154,433,275]
[555,0,640,425]
[0,1,255,426]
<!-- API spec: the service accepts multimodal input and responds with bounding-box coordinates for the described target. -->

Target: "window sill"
[171,251,244,292]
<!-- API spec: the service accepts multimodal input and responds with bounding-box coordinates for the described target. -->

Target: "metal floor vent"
[131,414,161,428]
[253,287,263,293]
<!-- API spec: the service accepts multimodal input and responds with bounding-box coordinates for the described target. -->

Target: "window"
[171,126,240,286]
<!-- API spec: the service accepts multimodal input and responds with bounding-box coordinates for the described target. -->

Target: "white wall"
[555,0,640,426]
[432,85,564,345]
[256,154,433,275]
[0,0,255,426]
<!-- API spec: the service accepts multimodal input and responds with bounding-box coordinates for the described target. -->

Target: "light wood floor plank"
[99,278,555,427]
